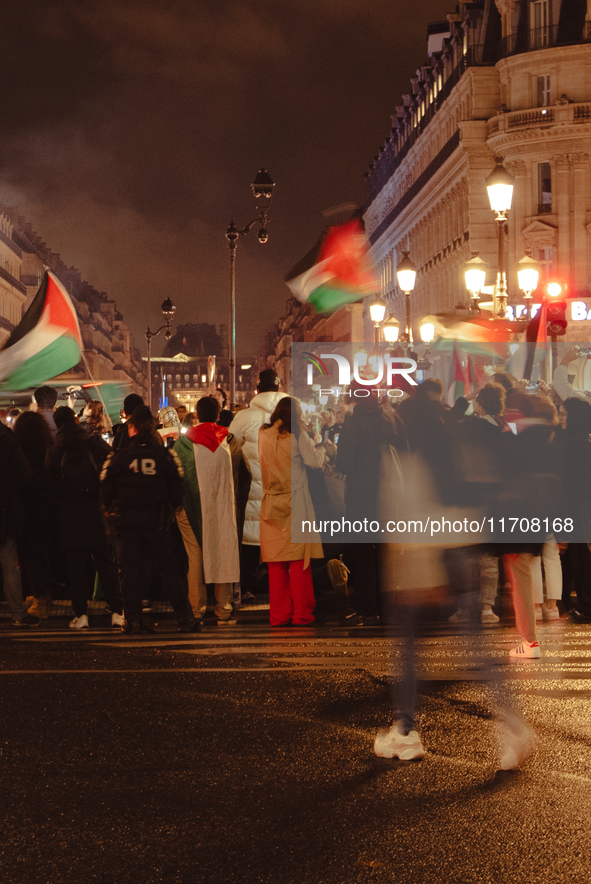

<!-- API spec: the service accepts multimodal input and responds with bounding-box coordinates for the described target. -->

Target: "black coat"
[0,423,32,540]
[45,423,111,550]
[100,432,184,531]
[336,398,406,523]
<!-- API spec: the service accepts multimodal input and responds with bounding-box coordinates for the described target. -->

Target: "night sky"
[0,0,451,359]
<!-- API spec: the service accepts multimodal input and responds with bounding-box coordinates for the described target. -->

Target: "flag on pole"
[0,271,83,391]
[285,219,378,314]
[447,342,467,405]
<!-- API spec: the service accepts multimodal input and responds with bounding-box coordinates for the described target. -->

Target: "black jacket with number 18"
[100,432,184,531]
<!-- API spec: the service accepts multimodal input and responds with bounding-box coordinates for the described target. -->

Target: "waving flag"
[285,219,378,314]
[447,342,467,405]
[0,271,82,391]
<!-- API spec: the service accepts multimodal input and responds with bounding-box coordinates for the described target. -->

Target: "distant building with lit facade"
[144,348,259,410]
[363,0,591,341]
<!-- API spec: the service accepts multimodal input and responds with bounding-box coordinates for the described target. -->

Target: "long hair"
[14,411,54,460]
[83,400,108,434]
[265,397,301,439]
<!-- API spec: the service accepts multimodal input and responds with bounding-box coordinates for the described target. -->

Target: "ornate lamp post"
[486,159,514,318]
[146,297,176,413]
[226,169,275,408]
[396,252,417,342]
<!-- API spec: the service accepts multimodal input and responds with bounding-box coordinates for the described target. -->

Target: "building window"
[537,75,550,107]
[537,163,552,214]
[193,374,198,384]
[531,1,549,49]
[535,247,554,285]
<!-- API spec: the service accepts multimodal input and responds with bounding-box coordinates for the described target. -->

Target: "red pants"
[267,561,315,626]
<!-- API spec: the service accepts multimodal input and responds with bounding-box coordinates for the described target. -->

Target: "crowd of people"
[1,353,591,767]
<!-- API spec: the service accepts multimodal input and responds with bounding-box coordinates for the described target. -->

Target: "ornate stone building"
[363,0,591,339]
[261,299,364,394]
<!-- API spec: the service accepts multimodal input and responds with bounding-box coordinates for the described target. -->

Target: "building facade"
[363,0,591,340]
[261,299,364,394]
[144,352,258,410]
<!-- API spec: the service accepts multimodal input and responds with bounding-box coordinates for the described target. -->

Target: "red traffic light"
[547,298,567,336]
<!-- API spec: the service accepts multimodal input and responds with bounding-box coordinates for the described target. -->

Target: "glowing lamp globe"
[382,319,400,343]
[396,252,417,293]
[420,321,435,344]
[464,254,487,296]
[517,254,540,296]
[486,161,514,216]
[369,297,386,324]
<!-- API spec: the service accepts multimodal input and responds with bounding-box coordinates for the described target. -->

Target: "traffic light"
[546,282,567,336]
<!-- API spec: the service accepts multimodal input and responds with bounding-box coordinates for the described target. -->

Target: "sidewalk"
[0,596,271,622]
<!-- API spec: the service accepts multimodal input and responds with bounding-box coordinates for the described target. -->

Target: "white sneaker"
[111,612,125,628]
[448,609,468,624]
[69,615,89,630]
[509,640,540,659]
[374,723,425,761]
[498,715,538,770]
[481,609,500,626]
[542,604,560,621]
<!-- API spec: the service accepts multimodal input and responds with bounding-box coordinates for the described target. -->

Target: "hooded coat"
[45,422,111,550]
[228,390,288,545]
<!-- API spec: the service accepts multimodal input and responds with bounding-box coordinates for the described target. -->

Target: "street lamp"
[146,297,176,413]
[419,321,435,344]
[486,158,514,318]
[464,253,487,312]
[517,253,540,317]
[226,169,275,408]
[382,317,400,343]
[369,296,386,343]
[396,252,417,342]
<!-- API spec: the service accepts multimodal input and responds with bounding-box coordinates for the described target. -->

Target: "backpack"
[60,444,100,497]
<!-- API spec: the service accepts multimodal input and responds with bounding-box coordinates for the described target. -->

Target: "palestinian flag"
[285,219,378,314]
[0,271,82,391]
[447,342,467,406]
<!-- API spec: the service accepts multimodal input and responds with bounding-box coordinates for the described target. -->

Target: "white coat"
[228,391,288,545]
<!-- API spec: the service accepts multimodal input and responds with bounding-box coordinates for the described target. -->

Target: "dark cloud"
[0,0,451,357]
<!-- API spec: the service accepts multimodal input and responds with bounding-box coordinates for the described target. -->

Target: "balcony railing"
[487,101,591,139]
[498,21,591,59]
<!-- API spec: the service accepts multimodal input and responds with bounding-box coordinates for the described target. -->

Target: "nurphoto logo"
[303,347,417,398]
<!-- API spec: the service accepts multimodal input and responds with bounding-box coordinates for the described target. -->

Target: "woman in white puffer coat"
[228,370,288,552]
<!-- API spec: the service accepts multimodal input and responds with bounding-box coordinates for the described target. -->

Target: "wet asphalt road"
[1,615,591,884]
